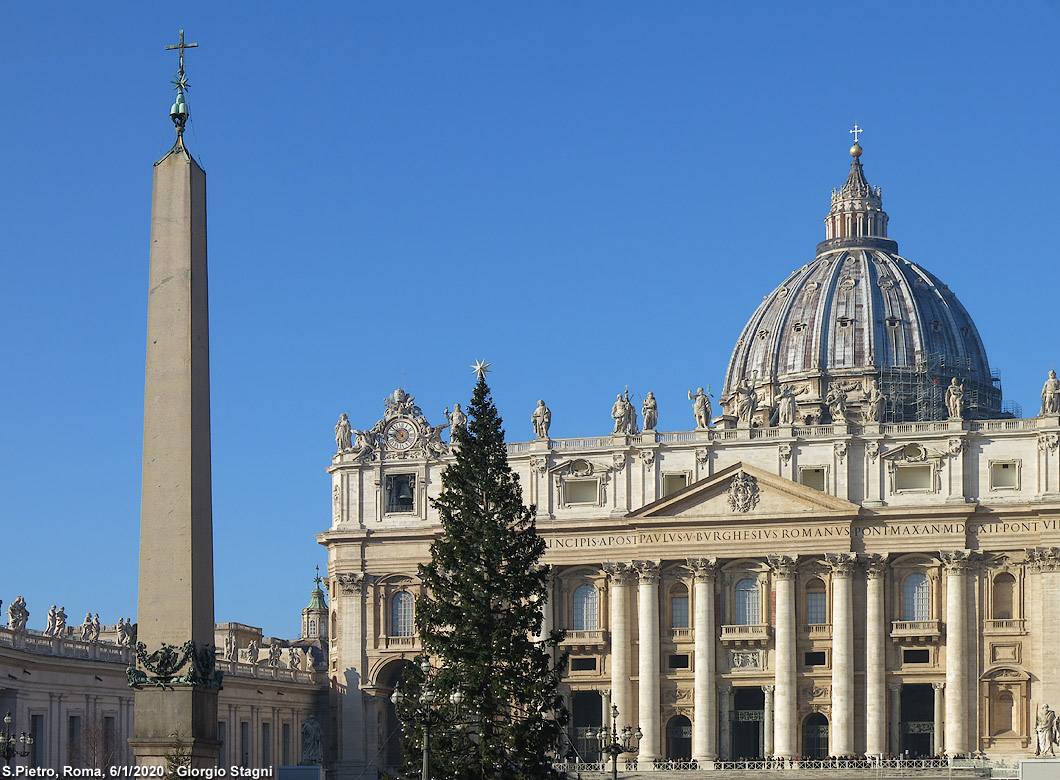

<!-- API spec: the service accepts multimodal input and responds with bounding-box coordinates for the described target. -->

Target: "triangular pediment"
[630,462,860,519]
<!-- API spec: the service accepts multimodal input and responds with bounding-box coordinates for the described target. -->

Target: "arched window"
[992,572,1015,620]
[308,620,317,636]
[391,591,415,637]
[902,573,930,621]
[670,583,689,629]
[805,578,827,625]
[572,584,598,631]
[734,578,760,625]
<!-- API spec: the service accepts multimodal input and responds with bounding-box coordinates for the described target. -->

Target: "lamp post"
[0,712,33,768]
[391,657,466,780]
[596,704,641,780]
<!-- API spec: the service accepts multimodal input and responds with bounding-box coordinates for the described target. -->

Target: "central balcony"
[890,619,941,643]
[720,624,770,647]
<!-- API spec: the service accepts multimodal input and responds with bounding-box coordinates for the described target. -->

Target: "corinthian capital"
[939,549,978,574]
[823,552,857,577]
[602,562,636,585]
[686,557,719,581]
[767,554,798,578]
[632,560,661,583]
[334,571,372,595]
[1028,547,1060,572]
[863,553,888,580]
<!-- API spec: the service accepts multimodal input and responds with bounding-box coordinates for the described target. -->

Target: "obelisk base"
[130,688,220,766]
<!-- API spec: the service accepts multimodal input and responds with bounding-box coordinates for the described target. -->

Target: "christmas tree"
[395,369,567,780]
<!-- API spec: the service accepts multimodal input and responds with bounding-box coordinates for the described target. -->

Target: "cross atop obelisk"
[164,30,198,140]
[129,31,219,767]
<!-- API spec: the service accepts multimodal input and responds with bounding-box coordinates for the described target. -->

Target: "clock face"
[384,419,418,451]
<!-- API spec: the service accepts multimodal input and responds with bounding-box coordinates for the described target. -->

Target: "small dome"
[722,148,1001,423]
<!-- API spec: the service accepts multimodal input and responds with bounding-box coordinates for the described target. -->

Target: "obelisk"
[129,31,220,767]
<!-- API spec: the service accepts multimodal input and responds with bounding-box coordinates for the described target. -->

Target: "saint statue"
[335,413,352,452]
[54,606,67,635]
[8,597,28,632]
[862,379,886,424]
[448,403,467,437]
[642,392,658,430]
[531,400,552,439]
[45,605,57,636]
[945,377,964,420]
[611,392,636,435]
[1042,369,1060,416]
[1037,703,1058,756]
[80,613,93,641]
[826,382,848,424]
[688,387,712,429]
[247,640,259,664]
[732,378,758,423]
[288,646,302,670]
[777,384,799,426]
[301,713,324,765]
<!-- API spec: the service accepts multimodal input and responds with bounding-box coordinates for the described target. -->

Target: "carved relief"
[727,471,760,513]
[529,456,548,475]
[779,443,792,464]
[948,438,965,456]
[798,685,831,700]
[834,441,848,463]
[639,449,656,469]
[612,453,627,470]
[334,572,372,596]
[1038,433,1059,452]
[1028,547,1060,572]
[866,441,880,461]
[731,650,761,669]
[695,448,710,465]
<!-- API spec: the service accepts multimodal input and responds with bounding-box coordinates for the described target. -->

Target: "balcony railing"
[562,630,607,645]
[983,618,1026,634]
[720,624,770,644]
[890,619,941,641]
[805,623,832,638]
[669,628,693,641]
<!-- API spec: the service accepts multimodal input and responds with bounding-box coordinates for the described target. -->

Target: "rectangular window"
[68,715,82,765]
[30,715,44,766]
[894,464,932,491]
[903,649,930,664]
[662,473,689,497]
[241,721,250,768]
[804,651,826,666]
[671,596,689,629]
[668,654,690,669]
[564,479,598,505]
[990,461,1019,490]
[262,722,271,766]
[282,723,291,766]
[800,467,826,492]
[385,474,416,513]
[570,657,597,671]
[806,591,827,624]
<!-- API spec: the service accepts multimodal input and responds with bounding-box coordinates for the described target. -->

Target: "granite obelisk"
[129,31,220,766]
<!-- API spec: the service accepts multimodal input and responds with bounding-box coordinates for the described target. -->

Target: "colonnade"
[584,550,976,762]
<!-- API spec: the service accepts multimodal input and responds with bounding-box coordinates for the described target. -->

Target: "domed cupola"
[722,137,1002,425]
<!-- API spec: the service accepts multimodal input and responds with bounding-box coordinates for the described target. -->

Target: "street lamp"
[0,712,33,768]
[391,657,467,780]
[596,704,641,780]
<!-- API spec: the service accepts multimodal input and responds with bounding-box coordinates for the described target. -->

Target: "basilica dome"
[722,145,1001,424]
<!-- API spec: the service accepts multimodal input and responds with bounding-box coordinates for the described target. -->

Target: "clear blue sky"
[3,2,1057,638]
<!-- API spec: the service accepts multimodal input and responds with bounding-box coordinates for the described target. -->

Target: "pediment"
[630,462,860,519]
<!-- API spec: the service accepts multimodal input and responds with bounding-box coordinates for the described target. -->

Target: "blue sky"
[3,2,1057,638]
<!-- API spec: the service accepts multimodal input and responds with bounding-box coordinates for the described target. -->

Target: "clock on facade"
[384,419,418,451]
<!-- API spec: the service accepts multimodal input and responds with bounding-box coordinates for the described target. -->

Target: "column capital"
[887,681,903,693]
[761,684,775,694]
[939,549,979,573]
[717,684,732,695]
[863,553,888,579]
[603,561,636,584]
[333,571,373,596]
[932,682,946,690]
[823,552,857,576]
[687,557,719,581]
[633,560,661,583]
[1028,547,1060,572]
[767,554,798,578]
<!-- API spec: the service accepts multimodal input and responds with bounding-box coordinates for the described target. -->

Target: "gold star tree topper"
[470,359,492,379]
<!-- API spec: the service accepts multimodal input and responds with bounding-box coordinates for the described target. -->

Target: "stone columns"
[718,685,732,761]
[603,563,635,736]
[688,557,718,762]
[942,550,975,756]
[1030,548,1060,708]
[824,553,856,756]
[634,560,661,762]
[768,555,798,758]
[762,685,775,758]
[864,555,887,757]
[334,572,370,772]
[933,683,945,755]
[888,682,902,755]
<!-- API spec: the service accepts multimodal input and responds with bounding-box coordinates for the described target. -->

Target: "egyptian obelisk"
[129,31,220,766]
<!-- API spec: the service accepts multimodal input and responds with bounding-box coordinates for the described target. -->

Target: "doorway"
[900,683,934,757]
[666,715,692,760]
[802,713,829,758]
[731,687,764,759]
[570,690,603,762]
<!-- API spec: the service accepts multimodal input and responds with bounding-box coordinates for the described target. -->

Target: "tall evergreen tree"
[398,373,567,780]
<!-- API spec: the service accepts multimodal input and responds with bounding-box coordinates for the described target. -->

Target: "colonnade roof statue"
[722,131,1001,426]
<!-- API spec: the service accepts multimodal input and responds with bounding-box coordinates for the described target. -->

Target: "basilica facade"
[319,143,1060,776]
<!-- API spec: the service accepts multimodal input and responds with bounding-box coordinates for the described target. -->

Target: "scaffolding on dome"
[880,352,1004,423]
